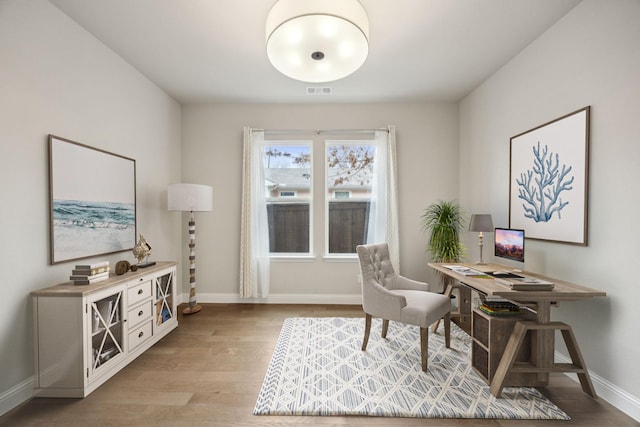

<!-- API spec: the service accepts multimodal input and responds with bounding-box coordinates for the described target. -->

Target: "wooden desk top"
[428,262,606,302]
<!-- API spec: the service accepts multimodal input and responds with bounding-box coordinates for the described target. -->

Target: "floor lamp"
[469,214,494,265]
[168,183,213,315]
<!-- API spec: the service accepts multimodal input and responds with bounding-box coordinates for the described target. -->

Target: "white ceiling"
[49,0,581,104]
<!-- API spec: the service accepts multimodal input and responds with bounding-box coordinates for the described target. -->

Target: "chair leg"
[420,327,428,371]
[362,313,372,351]
[381,319,389,338]
[443,312,451,348]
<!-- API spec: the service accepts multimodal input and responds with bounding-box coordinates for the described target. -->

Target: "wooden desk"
[428,262,606,398]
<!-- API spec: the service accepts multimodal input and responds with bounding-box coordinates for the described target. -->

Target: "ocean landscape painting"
[49,136,136,264]
[52,199,135,262]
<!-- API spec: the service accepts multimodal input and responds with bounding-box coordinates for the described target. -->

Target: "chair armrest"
[362,280,407,320]
[393,275,434,292]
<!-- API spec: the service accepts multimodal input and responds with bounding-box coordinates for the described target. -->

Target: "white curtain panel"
[366,125,400,272]
[240,127,270,298]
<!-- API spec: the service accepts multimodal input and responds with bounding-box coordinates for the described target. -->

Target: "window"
[242,126,397,297]
[263,143,312,254]
[326,142,375,254]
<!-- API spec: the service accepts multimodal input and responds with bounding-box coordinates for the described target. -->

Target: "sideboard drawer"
[128,320,153,352]
[127,280,152,307]
[127,300,153,328]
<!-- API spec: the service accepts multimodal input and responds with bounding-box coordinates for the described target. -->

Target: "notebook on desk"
[494,276,555,291]
[441,265,490,277]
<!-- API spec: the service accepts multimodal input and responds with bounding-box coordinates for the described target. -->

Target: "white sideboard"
[31,261,178,398]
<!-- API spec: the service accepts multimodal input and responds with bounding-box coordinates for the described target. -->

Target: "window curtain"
[366,125,400,271]
[239,127,270,298]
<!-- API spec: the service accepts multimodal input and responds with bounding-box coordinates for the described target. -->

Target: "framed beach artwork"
[509,107,590,245]
[48,135,136,264]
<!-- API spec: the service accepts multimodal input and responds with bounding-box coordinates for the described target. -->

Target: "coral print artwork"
[516,141,574,223]
[509,107,590,245]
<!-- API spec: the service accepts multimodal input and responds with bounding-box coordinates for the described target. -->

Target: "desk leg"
[457,285,472,334]
[561,327,597,398]
[490,321,529,397]
[534,301,552,385]
[490,320,597,399]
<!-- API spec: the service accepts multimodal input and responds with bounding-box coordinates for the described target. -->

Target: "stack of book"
[478,299,522,316]
[70,261,110,285]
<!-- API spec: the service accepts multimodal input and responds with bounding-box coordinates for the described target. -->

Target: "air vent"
[306,87,332,95]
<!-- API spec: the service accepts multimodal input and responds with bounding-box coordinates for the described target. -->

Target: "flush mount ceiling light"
[266,0,369,83]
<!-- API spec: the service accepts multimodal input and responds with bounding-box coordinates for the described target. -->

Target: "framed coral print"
[509,107,590,245]
[48,135,136,264]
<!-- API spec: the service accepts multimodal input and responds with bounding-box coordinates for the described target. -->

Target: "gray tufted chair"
[356,242,451,371]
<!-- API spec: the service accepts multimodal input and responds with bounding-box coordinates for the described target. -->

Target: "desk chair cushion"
[392,289,450,328]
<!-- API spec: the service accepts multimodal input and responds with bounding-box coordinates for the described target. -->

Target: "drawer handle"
[138,310,144,317]
[138,289,143,295]
[138,331,144,338]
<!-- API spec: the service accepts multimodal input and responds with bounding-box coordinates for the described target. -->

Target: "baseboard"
[182,292,362,305]
[555,351,640,422]
[0,377,33,417]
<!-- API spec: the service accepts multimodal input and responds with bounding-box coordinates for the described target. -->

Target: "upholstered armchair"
[356,242,451,371]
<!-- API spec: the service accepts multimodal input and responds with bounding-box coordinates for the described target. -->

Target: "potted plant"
[421,200,466,288]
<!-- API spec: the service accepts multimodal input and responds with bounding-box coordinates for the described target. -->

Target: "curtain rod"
[254,127,389,135]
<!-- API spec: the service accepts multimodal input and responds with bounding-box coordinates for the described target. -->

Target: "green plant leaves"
[421,200,466,263]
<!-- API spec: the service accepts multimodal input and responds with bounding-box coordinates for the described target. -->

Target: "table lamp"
[168,183,213,315]
[469,214,493,265]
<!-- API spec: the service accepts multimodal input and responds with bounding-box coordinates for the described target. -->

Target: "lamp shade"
[167,183,213,212]
[469,214,494,232]
[266,0,369,83]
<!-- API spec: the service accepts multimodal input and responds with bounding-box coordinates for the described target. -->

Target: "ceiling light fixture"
[266,0,369,83]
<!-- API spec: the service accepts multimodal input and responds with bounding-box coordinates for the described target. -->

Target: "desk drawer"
[472,341,489,381]
[128,320,153,352]
[472,311,489,347]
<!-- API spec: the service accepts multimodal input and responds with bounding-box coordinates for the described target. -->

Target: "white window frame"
[324,140,376,258]
[263,140,313,258]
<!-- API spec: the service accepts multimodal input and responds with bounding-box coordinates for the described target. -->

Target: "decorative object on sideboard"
[132,234,155,268]
[115,260,131,275]
[265,0,369,83]
[69,261,110,285]
[469,214,494,265]
[48,135,136,264]
[168,183,213,315]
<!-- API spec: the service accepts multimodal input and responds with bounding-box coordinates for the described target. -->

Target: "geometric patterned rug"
[254,317,570,419]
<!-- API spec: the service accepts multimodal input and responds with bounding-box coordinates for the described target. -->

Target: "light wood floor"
[2,303,637,426]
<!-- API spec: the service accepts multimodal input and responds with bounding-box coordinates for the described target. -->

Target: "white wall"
[0,0,182,414]
[459,0,640,419]
[181,103,459,302]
